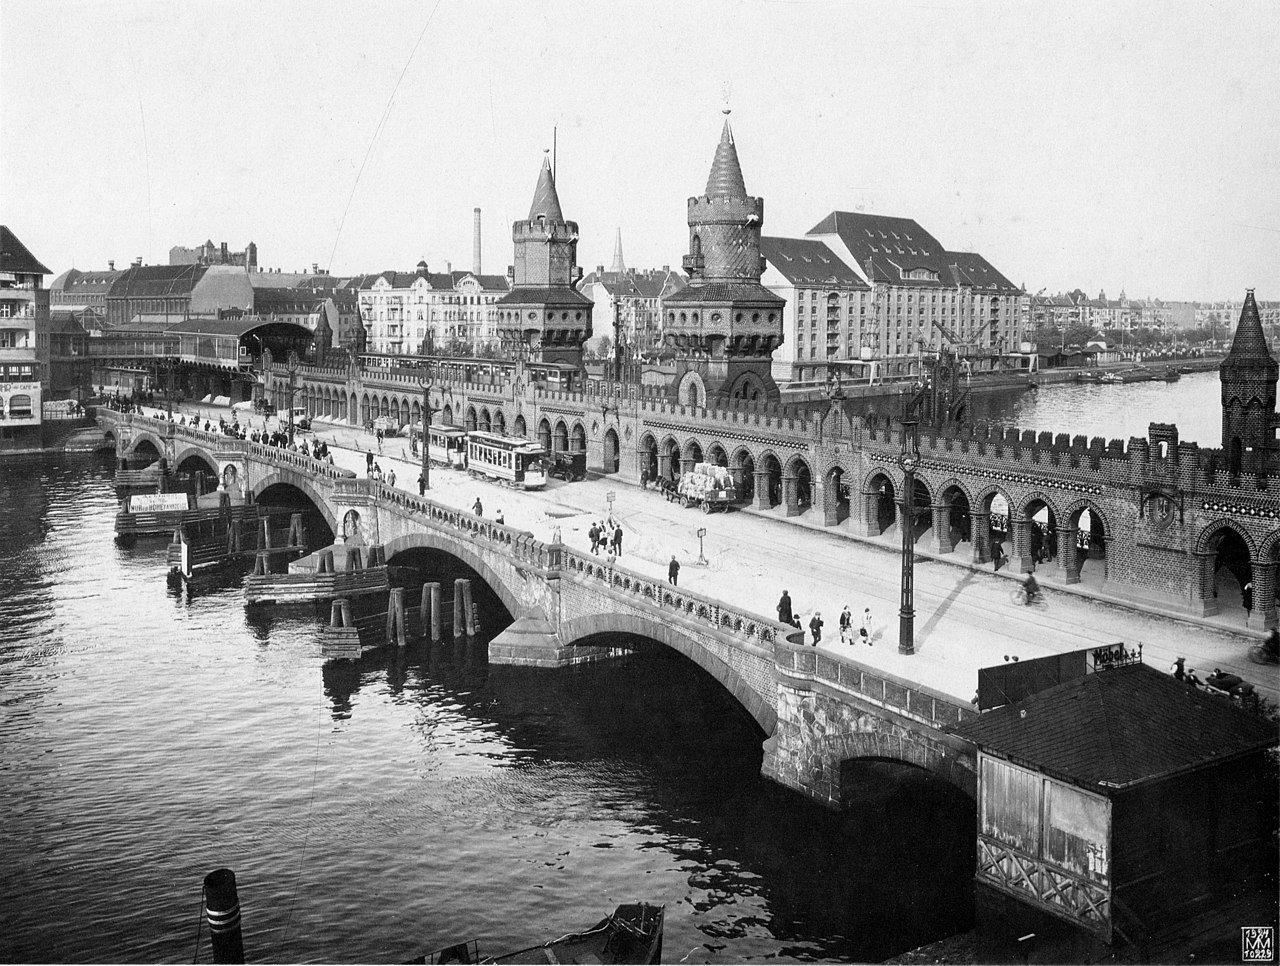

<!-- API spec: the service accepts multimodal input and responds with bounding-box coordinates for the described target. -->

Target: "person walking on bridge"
[809,611,823,646]
[668,555,680,586]
[777,590,793,626]
[860,606,874,646]
[588,522,601,554]
[839,605,852,644]
[472,497,483,517]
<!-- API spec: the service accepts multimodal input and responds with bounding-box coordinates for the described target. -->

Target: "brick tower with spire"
[1220,289,1279,475]
[495,154,592,367]
[662,112,785,406]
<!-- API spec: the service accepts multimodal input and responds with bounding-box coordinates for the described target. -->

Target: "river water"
[0,455,974,964]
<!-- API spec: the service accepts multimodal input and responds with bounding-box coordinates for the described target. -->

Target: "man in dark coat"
[668,555,680,586]
[589,523,600,554]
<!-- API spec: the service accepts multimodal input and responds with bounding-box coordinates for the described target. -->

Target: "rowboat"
[413,903,666,965]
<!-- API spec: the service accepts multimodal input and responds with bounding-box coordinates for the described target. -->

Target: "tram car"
[465,431,548,489]
[416,424,468,468]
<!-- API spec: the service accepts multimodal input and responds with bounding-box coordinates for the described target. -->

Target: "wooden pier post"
[453,578,467,640]
[253,551,269,577]
[203,868,245,964]
[258,517,272,550]
[422,580,442,642]
[460,579,476,637]
[386,587,407,648]
[367,544,385,568]
[346,547,363,570]
[287,513,305,549]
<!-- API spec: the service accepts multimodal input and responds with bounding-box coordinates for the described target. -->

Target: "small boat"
[1100,372,1122,384]
[414,903,666,965]
[1163,366,1182,382]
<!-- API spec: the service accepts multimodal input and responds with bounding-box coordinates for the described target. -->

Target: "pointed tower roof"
[528,154,564,222]
[705,113,747,198]
[1225,289,1276,364]
[609,228,626,274]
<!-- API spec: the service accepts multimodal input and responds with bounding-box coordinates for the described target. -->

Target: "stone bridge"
[99,408,979,805]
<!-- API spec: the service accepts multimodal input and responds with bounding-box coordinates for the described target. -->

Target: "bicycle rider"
[1023,573,1040,604]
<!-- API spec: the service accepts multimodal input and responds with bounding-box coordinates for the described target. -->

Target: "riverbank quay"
[132,403,1276,706]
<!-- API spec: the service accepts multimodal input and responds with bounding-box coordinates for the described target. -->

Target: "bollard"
[253,551,269,577]
[428,582,442,642]
[318,548,334,574]
[195,473,204,498]
[453,579,467,640]
[347,547,363,571]
[367,544,385,568]
[459,579,476,637]
[203,868,246,964]
[330,599,344,627]
[288,513,305,549]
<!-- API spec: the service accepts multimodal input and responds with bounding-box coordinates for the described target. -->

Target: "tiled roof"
[582,268,686,301]
[1225,290,1276,365]
[666,281,784,305]
[705,117,748,198]
[528,156,564,223]
[761,236,868,287]
[63,270,123,294]
[108,264,208,299]
[953,662,1278,793]
[808,211,950,287]
[0,226,52,276]
[497,285,593,307]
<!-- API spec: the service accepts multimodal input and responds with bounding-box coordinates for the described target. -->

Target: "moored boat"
[414,903,666,965]
[1163,366,1182,382]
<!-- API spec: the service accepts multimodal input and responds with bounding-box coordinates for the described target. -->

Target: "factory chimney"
[473,207,482,276]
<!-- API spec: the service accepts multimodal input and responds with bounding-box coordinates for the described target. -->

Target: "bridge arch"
[827,733,976,800]
[250,472,341,535]
[173,446,219,476]
[381,532,522,618]
[125,431,167,462]
[466,405,478,432]
[558,613,776,734]
[1196,520,1256,620]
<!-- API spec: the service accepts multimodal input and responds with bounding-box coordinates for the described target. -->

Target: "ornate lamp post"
[897,384,928,655]
[418,364,436,491]
[286,351,299,446]
[165,356,174,418]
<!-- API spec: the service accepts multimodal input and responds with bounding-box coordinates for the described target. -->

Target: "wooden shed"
[954,661,1277,951]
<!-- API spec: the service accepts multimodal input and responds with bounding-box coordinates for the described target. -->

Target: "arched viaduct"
[101,408,979,805]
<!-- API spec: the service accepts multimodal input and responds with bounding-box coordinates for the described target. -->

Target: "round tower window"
[752,313,760,323]
[679,313,687,323]
[711,313,721,323]
[692,313,699,323]
[735,313,743,323]
[528,312,538,321]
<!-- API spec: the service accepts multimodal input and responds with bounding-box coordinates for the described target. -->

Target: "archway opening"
[1024,498,1058,574]
[441,403,454,427]
[493,410,506,435]
[827,466,850,525]
[941,485,971,553]
[537,418,552,453]
[513,414,527,439]
[603,428,620,474]
[570,422,587,455]
[793,459,813,512]
[255,481,336,553]
[1206,526,1253,620]
[554,420,570,454]
[661,438,680,482]
[639,433,658,484]
[383,546,514,637]
[905,476,932,545]
[761,454,783,509]
[1069,505,1108,587]
[128,438,163,469]
[479,407,492,433]
[707,443,728,468]
[987,492,1010,565]
[682,439,704,474]
[868,473,896,535]
[174,454,219,499]
[732,449,755,504]
[466,406,478,432]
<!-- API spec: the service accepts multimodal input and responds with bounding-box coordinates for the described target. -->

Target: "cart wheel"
[701,502,712,514]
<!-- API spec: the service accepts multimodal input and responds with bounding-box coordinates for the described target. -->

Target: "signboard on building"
[128,493,191,512]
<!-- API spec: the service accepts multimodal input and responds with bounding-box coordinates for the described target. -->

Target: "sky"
[3,0,1278,301]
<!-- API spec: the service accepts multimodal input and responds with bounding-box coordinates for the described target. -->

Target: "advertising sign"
[129,493,191,512]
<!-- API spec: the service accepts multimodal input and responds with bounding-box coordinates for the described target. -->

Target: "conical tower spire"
[609,228,626,274]
[528,153,564,222]
[705,112,747,198]
[1225,289,1275,363]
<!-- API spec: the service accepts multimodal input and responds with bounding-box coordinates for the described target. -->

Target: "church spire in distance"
[609,228,626,275]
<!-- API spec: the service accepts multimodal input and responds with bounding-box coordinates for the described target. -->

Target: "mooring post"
[329,599,344,627]
[253,551,269,577]
[386,587,407,647]
[460,579,476,637]
[367,544,384,568]
[347,547,363,570]
[259,517,272,550]
[338,598,352,628]
[288,513,305,549]
[428,581,442,642]
[203,868,245,965]
[453,578,467,640]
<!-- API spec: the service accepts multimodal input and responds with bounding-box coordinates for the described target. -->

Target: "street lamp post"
[418,364,435,492]
[897,385,928,655]
[166,356,173,418]
[286,351,299,446]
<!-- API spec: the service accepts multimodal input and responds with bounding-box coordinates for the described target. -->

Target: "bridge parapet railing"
[775,641,974,730]
[559,546,794,651]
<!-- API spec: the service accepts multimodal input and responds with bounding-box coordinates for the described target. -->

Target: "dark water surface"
[0,455,974,964]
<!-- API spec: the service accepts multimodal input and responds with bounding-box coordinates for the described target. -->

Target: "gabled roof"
[0,226,52,276]
[761,236,868,287]
[808,211,950,286]
[580,268,687,300]
[1225,290,1276,366]
[705,116,748,198]
[953,662,1278,793]
[945,251,1019,292]
[528,155,564,222]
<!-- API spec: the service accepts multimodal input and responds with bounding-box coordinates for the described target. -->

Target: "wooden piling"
[253,551,269,577]
[203,868,245,964]
[386,587,407,647]
[288,512,305,548]
[427,582,442,642]
[346,547,363,570]
[259,517,272,550]
[367,544,385,568]
[453,578,467,640]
